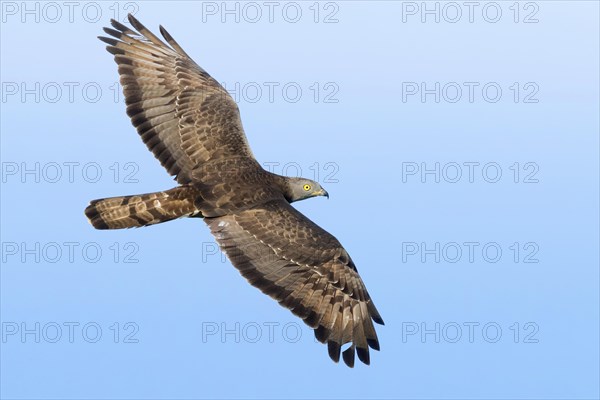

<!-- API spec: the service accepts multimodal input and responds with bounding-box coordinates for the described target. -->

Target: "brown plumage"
[85,185,201,229]
[86,14,384,367]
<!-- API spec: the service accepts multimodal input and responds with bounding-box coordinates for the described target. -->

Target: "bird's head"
[285,178,329,203]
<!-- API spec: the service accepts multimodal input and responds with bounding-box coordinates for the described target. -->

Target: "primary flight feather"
[86,14,384,367]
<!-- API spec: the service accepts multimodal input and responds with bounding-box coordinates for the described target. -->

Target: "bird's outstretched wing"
[99,14,255,184]
[206,200,384,367]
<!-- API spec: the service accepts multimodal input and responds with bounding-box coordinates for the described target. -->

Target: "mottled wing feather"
[206,200,384,367]
[99,15,255,184]
[85,185,201,229]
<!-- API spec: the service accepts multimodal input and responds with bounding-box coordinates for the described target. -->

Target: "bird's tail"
[85,186,201,230]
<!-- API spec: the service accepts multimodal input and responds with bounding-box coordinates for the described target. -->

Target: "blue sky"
[1,1,599,399]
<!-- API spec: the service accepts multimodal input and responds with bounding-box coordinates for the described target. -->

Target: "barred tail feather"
[85,186,201,230]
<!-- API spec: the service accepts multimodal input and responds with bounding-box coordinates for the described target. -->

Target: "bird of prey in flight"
[86,14,383,367]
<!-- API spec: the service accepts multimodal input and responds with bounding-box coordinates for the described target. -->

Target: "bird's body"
[86,14,383,367]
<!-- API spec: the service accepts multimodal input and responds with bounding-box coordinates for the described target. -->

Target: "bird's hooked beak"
[317,188,329,199]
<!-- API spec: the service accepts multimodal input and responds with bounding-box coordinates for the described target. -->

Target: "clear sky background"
[1,1,599,399]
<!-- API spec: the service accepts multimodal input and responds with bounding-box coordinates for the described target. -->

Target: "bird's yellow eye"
[303,184,311,191]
